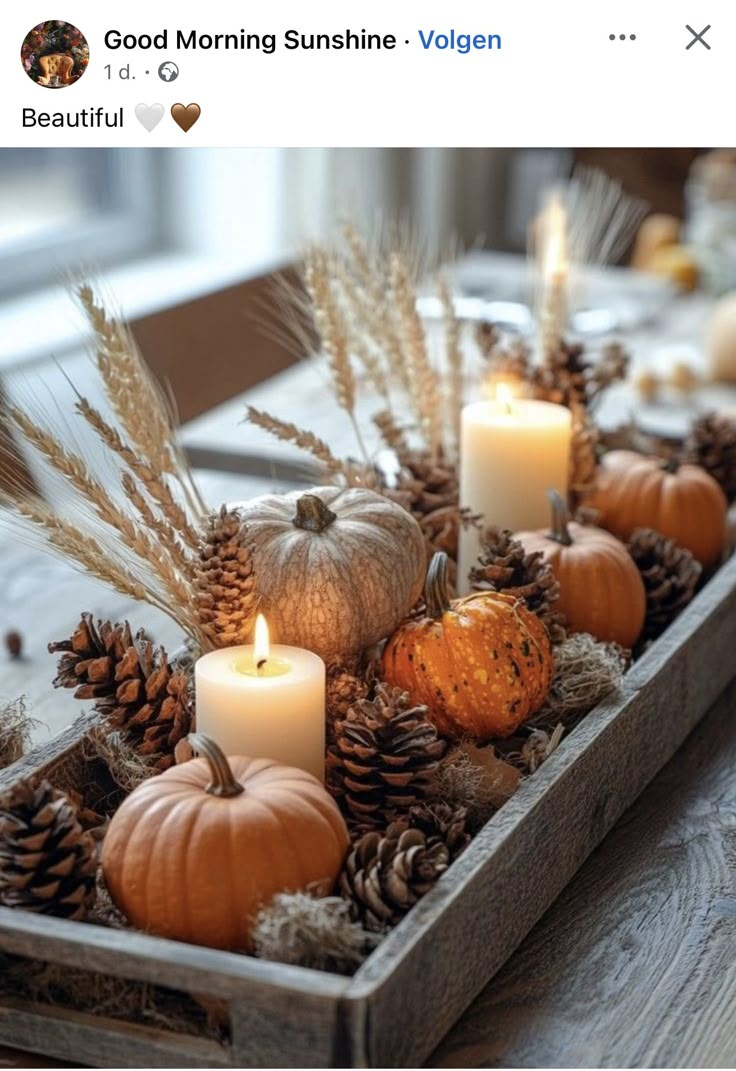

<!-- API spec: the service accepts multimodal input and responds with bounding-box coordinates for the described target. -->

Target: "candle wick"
[256,658,268,673]
[503,398,513,416]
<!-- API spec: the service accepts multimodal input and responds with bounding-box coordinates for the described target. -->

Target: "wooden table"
[2,270,736,1067]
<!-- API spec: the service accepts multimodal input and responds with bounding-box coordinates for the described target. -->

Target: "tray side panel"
[229,990,344,1068]
[0,712,97,790]
[348,558,736,1067]
[0,999,231,1069]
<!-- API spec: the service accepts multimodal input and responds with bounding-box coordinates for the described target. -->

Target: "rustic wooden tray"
[2,553,736,1068]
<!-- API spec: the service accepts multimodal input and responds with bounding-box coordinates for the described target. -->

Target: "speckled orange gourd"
[382,553,553,740]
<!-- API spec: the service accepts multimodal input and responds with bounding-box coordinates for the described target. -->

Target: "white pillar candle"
[457,393,572,593]
[195,615,325,782]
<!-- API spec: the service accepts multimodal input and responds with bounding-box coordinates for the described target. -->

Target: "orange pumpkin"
[517,491,646,648]
[382,552,553,740]
[589,451,727,567]
[102,734,349,952]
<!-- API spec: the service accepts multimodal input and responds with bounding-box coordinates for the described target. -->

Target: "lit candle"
[538,193,569,360]
[457,387,572,593]
[195,615,326,781]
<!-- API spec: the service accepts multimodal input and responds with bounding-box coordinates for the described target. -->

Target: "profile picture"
[20,21,89,88]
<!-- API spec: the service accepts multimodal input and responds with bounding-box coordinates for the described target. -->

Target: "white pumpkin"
[235,486,426,662]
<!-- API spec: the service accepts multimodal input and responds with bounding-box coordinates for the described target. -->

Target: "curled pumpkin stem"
[546,489,573,547]
[425,551,452,618]
[187,733,244,798]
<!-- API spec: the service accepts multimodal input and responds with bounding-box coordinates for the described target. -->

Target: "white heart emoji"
[135,103,164,132]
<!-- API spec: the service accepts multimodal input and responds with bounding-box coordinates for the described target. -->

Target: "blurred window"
[0,149,161,297]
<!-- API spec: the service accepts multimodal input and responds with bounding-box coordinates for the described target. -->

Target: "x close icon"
[686,24,711,49]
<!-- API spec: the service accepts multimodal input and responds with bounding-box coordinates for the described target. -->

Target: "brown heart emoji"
[171,103,201,132]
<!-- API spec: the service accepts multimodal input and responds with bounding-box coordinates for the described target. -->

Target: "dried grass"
[253,892,377,974]
[436,743,521,832]
[532,632,627,729]
[0,698,36,770]
[81,726,156,796]
[0,953,226,1041]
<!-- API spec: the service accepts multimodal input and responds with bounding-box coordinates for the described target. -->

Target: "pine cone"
[531,340,628,410]
[326,664,370,729]
[684,412,736,502]
[475,320,501,359]
[340,819,449,932]
[406,801,470,860]
[0,780,96,920]
[592,342,630,402]
[470,528,566,643]
[49,613,125,699]
[49,616,193,772]
[531,341,589,407]
[327,684,446,829]
[195,506,258,649]
[627,528,702,640]
[382,448,462,572]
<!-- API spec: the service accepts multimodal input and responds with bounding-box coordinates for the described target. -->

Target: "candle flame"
[496,383,515,415]
[254,613,270,668]
[482,372,524,401]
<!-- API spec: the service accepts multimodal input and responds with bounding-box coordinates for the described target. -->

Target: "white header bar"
[0,1,730,147]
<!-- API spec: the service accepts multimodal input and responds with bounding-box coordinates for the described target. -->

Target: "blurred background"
[0,146,723,431]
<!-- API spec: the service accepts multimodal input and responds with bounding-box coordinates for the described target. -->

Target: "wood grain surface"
[429,676,736,1069]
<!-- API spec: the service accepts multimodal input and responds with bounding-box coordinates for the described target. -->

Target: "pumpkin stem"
[292,494,337,533]
[425,552,452,618]
[187,733,245,798]
[660,456,680,474]
[546,489,573,547]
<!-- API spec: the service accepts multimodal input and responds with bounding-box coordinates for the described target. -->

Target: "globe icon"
[158,61,179,82]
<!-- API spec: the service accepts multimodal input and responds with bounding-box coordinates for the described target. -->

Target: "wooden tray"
[2,553,736,1068]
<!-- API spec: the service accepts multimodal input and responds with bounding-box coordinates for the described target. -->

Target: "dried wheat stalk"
[4,492,201,639]
[372,410,410,456]
[121,472,194,580]
[390,252,441,457]
[5,411,201,640]
[245,406,350,477]
[437,275,463,454]
[303,249,372,462]
[76,284,205,518]
[76,398,200,551]
[333,269,396,401]
[304,249,355,414]
[347,326,390,403]
[0,492,147,607]
[337,225,409,395]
